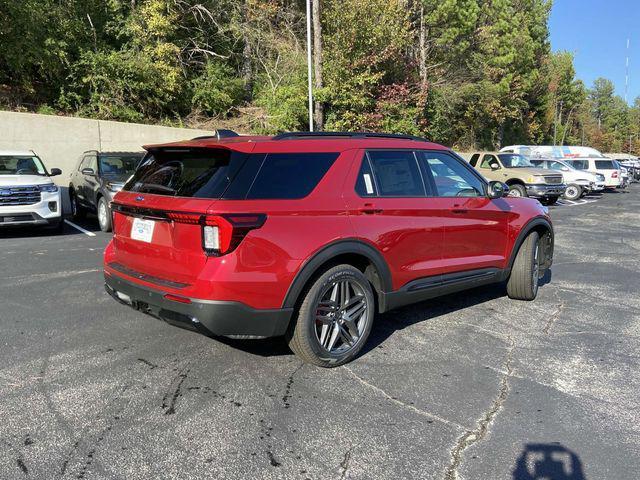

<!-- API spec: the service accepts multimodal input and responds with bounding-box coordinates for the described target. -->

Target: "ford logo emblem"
[135,196,145,202]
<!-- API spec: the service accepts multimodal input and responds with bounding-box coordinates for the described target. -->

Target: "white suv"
[0,150,63,230]
[563,158,622,190]
[529,158,605,200]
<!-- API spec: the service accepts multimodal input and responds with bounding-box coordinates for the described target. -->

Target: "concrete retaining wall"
[0,111,213,185]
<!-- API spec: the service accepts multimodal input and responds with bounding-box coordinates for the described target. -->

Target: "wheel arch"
[508,217,554,271]
[282,240,392,313]
[505,178,526,186]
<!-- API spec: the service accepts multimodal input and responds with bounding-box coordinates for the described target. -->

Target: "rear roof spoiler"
[191,129,240,141]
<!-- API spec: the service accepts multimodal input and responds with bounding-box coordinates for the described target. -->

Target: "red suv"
[104,132,554,367]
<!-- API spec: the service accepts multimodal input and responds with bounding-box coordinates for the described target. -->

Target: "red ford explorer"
[104,131,553,367]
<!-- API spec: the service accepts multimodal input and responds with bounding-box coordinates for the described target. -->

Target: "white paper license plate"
[131,218,155,243]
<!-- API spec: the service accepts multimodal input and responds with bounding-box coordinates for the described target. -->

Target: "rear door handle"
[358,204,383,215]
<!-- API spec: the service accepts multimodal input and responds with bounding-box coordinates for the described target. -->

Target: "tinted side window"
[419,152,485,197]
[469,154,480,167]
[246,153,338,199]
[366,150,425,197]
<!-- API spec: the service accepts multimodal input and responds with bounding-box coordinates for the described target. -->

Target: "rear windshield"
[122,148,338,199]
[123,148,239,198]
[595,160,616,170]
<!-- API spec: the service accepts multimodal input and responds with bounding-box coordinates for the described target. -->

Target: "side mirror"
[488,181,509,199]
[490,163,500,171]
[49,168,62,176]
[81,167,95,176]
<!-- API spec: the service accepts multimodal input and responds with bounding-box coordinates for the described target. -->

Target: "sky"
[549,0,640,104]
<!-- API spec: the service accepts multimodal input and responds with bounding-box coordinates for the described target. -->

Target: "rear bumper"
[525,184,566,198]
[104,271,293,339]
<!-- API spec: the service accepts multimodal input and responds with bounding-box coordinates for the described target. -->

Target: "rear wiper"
[138,184,177,195]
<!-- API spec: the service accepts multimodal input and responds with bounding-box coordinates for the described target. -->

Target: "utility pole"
[305,0,314,131]
[312,0,324,130]
[553,101,557,145]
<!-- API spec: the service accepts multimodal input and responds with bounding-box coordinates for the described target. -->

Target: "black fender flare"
[508,216,554,271]
[282,240,392,310]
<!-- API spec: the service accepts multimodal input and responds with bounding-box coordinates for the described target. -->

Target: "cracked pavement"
[1,187,639,479]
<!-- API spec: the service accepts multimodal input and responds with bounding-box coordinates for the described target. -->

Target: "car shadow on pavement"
[360,283,508,356]
[218,272,555,360]
[512,443,586,480]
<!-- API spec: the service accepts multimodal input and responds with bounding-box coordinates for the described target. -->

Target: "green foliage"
[254,62,309,133]
[191,62,245,117]
[60,48,183,122]
[0,0,638,154]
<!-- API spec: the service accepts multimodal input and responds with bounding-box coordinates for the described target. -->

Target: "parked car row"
[465,144,637,203]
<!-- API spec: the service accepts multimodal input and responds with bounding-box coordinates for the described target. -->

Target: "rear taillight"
[167,212,266,256]
[612,171,619,178]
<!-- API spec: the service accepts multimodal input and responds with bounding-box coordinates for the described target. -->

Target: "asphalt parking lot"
[1,188,639,480]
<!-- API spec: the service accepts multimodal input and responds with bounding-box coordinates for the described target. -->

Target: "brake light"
[611,171,619,178]
[166,212,201,224]
[166,212,267,256]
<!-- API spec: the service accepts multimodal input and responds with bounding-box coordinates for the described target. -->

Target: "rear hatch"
[593,159,621,185]
[109,146,249,287]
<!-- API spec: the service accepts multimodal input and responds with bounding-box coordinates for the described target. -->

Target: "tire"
[287,264,375,367]
[507,184,527,197]
[563,184,582,201]
[507,231,541,301]
[544,196,559,205]
[97,196,112,232]
[70,190,85,220]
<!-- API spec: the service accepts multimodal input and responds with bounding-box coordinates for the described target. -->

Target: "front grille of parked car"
[543,175,563,185]
[0,186,42,206]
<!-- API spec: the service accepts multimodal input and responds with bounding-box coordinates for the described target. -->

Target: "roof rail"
[191,129,240,141]
[272,131,429,142]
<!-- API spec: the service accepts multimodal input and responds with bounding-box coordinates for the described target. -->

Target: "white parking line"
[64,220,96,237]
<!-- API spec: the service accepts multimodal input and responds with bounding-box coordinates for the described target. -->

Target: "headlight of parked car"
[527,175,546,184]
[39,184,59,193]
[106,183,123,193]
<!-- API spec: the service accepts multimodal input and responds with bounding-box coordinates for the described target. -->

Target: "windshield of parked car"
[0,155,47,175]
[99,154,143,182]
[497,154,535,168]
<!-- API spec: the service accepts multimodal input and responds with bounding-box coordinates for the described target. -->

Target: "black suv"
[69,151,144,231]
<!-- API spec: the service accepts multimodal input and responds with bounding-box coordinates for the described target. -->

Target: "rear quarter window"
[245,152,338,199]
[595,160,616,170]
